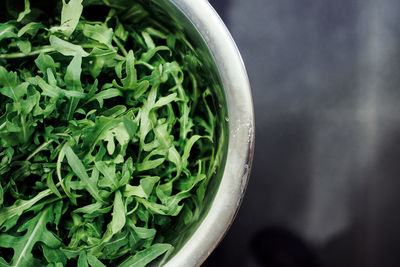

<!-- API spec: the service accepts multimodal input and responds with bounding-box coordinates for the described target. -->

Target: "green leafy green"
[51,0,84,37]
[0,22,17,41]
[0,0,225,266]
[119,243,172,267]
[17,0,31,22]
[0,205,61,266]
[50,35,90,57]
[83,24,114,48]
[65,145,105,204]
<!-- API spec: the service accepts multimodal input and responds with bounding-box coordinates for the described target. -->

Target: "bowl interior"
[135,0,230,264]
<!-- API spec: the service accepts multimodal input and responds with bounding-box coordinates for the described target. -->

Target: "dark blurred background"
[204,0,400,267]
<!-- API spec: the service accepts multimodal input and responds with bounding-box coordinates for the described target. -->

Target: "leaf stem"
[20,115,28,143]
[136,60,155,70]
[0,46,55,59]
[113,36,128,57]
[26,140,55,161]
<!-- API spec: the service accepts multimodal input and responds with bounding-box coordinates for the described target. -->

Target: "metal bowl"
[148,0,255,266]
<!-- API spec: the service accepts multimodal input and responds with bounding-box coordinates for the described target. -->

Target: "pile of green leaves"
[0,0,223,266]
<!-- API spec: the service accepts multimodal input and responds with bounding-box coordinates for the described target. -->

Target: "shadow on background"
[250,227,322,267]
[204,0,400,267]
[205,112,316,267]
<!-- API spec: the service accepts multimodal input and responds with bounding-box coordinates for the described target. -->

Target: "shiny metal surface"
[146,0,254,266]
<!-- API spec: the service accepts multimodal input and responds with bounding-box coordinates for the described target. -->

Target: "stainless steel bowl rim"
[164,0,255,266]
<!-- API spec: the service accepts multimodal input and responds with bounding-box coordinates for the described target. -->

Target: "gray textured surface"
[206,0,400,266]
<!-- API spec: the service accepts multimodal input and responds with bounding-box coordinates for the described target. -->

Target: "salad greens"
[0,0,223,266]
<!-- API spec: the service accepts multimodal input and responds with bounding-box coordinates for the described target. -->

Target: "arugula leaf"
[95,161,118,190]
[65,54,85,120]
[17,0,31,22]
[113,50,137,90]
[42,245,68,266]
[86,88,122,108]
[0,0,225,266]
[0,67,25,102]
[36,76,85,99]
[78,251,88,267]
[50,35,89,57]
[119,243,172,267]
[91,190,125,254]
[47,171,63,198]
[18,22,45,37]
[108,190,126,235]
[65,145,105,203]
[78,251,106,267]
[35,53,57,77]
[16,39,32,54]
[83,24,114,48]
[0,205,61,266]
[0,189,52,228]
[0,257,9,267]
[57,145,79,204]
[124,176,159,199]
[0,22,17,41]
[51,0,84,37]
